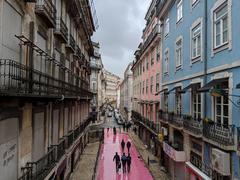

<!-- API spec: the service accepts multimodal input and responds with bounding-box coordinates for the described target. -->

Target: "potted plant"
[204,117,214,125]
[183,114,192,120]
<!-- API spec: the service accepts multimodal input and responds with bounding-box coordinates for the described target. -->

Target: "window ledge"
[213,43,229,56]
[191,56,201,64]
[176,65,182,71]
[191,0,200,9]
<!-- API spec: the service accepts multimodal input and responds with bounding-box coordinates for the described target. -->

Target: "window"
[177,0,183,22]
[142,61,145,72]
[191,23,201,60]
[156,73,160,92]
[151,50,154,65]
[142,81,145,94]
[175,87,182,115]
[165,17,169,35]
[192,84,201,119]
[164,93,168,112]
[150,76,154,93]
[146,79,149,94]
[164,49,169,74]
[140,82,142,95]
[214,2,228,48]
[214,81,229,125]
[146,58,149,70]
[156,45,160,61]
[175,38,183,69]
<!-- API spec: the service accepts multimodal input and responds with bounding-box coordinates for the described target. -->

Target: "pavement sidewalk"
[128,131,170,180]
[70,142,100,180]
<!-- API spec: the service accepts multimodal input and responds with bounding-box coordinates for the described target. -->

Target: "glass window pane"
[216,116,221,124]
[223,117,228,126]
[223,105,228,116]
[216,4,228,19]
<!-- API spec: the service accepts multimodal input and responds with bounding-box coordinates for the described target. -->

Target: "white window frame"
[211,0,232,55]
[175,37,183,70]
[192,85,202,119]
[213,1,228,49]
[177,0,183,22]
[175,87,182,115]
[164,49,169,74]
[191,23,202,61]
[165,17,170,36]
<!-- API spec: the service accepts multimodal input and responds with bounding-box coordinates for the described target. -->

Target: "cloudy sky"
[92,0,150,78]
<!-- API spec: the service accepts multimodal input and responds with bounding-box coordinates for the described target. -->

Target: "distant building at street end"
[120,62,133,121]
[102,69,122,108]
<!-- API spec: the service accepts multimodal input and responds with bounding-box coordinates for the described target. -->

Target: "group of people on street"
[113,139,132,173]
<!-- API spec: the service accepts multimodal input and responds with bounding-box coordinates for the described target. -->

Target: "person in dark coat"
[113,152,120,172]
[126,141,131,153]
[121,139,125,151]
[121,153,127,173]
[113,126,116,135]
[127,153,132,172]
[122,123,126,131]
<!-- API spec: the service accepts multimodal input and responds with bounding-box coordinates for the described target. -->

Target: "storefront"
[163,142,186,180]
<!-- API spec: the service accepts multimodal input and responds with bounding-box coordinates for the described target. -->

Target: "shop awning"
[179,83,199,94]
[198,78,228,92]
[236,83,240,89]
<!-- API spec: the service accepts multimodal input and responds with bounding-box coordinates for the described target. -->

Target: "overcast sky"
[92,0,150,78]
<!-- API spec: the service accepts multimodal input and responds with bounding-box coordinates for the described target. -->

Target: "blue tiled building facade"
[156,0,240,179]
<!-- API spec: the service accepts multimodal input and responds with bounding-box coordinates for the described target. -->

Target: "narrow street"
[96,116,153,180]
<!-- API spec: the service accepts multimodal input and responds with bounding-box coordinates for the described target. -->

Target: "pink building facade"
[132,0,161,154]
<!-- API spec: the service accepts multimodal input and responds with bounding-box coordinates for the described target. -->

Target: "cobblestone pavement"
[69,142,100,180]
[128,131,170,180]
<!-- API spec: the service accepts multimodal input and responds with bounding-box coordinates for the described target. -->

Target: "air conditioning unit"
[211,148,230,176]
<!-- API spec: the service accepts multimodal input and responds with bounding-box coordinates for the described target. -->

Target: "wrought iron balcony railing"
[55,17,68,42]
[190,152,212,178]
[35,0,56,28]
[66,131,74,148]
[27,146,56,180]
[183,116,203,137]
[168,113,184,128]
[52,139,65,161]
[18,167,33,180]
[0,59,90,98]
[203,121,235,146]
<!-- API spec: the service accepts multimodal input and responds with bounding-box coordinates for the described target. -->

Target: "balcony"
[35,0,56,28]
[76,46,82,59]
[140,23,161,56]
[203,121,235,150]
[66,34,76,52]
[163,142,186,162]
[186,152,212,179]
[0,59,91,99]
[168,113,184,130]
[26,147,56,180]
[54,17,68,43]
[183,116,203,137]
[52,139,65,161]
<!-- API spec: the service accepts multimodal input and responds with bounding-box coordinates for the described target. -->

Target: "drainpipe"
[203,0,208,118]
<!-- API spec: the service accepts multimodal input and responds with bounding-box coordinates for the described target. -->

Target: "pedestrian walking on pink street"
[121,139,125,152]
[113,152,120,172]
[127,153,132,173]
[121,153,127,173]
[126,141,131,153]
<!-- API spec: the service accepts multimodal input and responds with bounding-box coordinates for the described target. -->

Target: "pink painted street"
[96,129,153,180]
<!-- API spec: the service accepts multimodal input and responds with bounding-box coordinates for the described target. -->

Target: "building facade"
[0,0,97,179]
[103,69,121,107]
[90,41,103,121]
[131,0,162,156]
[156,0,240,179]
[119,62,133,121]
